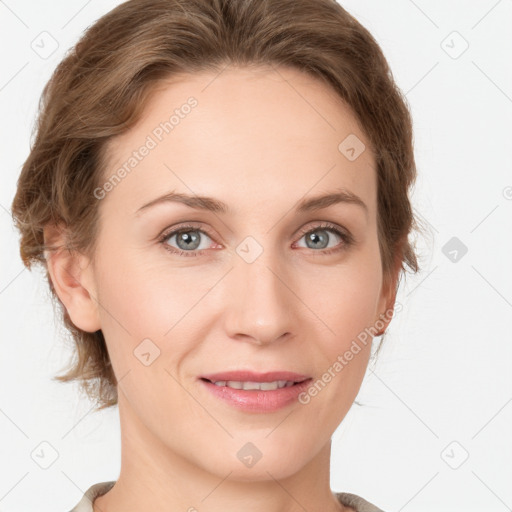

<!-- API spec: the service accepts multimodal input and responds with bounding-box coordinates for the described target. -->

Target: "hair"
[11,0,425,411]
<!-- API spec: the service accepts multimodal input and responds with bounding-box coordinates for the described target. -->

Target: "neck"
[93,391,347,512]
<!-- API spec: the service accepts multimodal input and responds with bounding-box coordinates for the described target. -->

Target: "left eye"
[295,226,346,251]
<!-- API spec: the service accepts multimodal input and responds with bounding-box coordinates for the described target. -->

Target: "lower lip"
[199,378,313,413]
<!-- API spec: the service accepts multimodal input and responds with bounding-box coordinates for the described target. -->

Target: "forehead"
[101,65,377,218]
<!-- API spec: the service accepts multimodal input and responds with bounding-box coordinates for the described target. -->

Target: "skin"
[46,65,399,512]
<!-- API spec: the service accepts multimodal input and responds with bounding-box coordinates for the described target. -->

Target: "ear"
[374,253,402,333]
[44,223,101,333]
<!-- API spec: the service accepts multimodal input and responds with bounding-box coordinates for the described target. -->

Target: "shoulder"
[68,481,116,512]
[335,491,387,512]
[68,483,385,512]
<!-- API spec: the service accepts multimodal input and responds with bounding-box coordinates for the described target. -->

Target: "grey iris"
[177,231,201,250]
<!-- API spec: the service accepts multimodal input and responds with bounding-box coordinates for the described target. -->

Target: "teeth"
[211,380,295,390]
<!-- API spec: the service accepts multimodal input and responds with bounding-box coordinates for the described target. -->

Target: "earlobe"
[44,224,101,333]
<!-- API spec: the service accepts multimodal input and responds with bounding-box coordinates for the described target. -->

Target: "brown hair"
[11,0,424,411]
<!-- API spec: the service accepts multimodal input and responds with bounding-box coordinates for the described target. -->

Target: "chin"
[203,440,310,482]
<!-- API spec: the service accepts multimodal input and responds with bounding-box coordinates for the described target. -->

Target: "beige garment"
[69,481,385,512]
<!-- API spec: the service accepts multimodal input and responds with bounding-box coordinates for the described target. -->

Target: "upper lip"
[200,370,311,383]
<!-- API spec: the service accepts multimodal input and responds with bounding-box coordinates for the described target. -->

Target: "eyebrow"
[135,189,368,217]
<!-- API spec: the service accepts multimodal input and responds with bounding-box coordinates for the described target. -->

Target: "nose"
[222,249,296,346]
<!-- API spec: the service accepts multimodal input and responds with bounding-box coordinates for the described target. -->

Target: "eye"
[158,224,217,257]
[294,222,353,255]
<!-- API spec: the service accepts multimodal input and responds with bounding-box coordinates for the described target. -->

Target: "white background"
[1,1,511,511]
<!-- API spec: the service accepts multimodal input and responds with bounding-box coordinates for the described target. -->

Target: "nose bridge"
[224,239,294,344]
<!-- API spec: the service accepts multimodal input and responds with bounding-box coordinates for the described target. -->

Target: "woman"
[11,0,422,510]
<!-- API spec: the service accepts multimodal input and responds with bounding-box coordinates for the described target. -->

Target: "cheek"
[93,246,214,369]
[91,246,170,364]
[92,255,192,410]
[96,263,160,334]
[306,252,383,349]
[95,243,178,327]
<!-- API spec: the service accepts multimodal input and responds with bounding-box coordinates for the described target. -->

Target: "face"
[80,66,395,480]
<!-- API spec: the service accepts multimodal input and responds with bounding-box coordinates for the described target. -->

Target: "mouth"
[199,370,312,390]
[199,377,310,391]
[198,372,314,412]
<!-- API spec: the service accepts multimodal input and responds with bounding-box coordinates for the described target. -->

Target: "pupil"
[178,231,200,250]
[308,230,328,249]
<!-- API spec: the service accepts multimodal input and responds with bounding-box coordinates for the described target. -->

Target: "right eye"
[158,224,218,257]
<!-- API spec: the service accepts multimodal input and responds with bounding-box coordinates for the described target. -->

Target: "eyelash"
[157,222,354,258]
